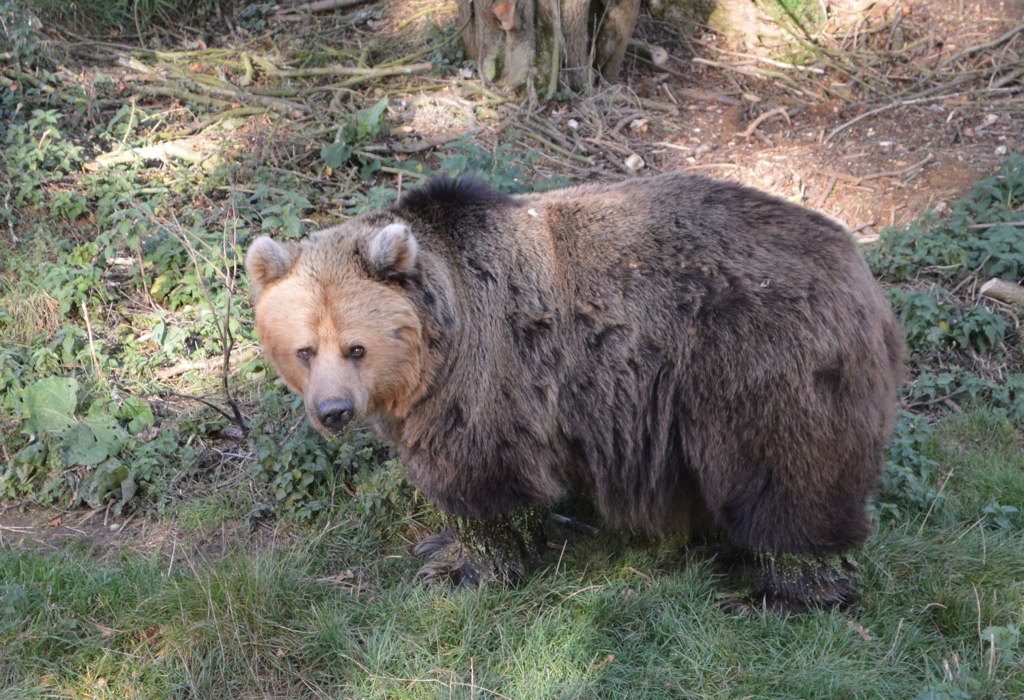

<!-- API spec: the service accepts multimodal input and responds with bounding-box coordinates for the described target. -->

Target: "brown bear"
[245,172,905,612]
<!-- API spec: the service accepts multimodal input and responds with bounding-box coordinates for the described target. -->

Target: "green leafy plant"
[874,411,943,521]
[320,97,390,179]
[438,138,570,193]
[981,502,1019,531]
[887,287,1007,358]
[242,184,312,240]
[870,154,1024,284]
[2,377,155,510]
[2,110,85,210]
[247,388,395,520]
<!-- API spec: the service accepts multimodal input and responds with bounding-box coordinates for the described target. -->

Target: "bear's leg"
[718,551,859,614]
[414,506,548,587]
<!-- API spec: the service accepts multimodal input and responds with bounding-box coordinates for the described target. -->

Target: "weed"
[869,154,1024,284]
[867,154,1024,523]
[438,137,570,193]
[887,287,1007,359]
[0,376,160,509]
[321,97,390,180]
[246,388,397,521]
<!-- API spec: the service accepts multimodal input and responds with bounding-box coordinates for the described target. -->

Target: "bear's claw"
[413,532,458,559]
[414,559,480,587]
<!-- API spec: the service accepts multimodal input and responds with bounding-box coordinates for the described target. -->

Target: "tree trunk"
[457,0,642,95]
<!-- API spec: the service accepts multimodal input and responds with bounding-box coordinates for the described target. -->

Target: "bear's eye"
[296,347,314,363]
[348,345,365,360]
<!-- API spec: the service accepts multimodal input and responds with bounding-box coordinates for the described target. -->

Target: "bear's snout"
[317,398,355,433]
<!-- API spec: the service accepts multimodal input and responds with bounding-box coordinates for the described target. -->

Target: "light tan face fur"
[246,224,425,435]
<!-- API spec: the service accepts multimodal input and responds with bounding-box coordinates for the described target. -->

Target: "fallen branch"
[825,153,935,186]
[980,278,1024,307]
[968,220,1024,230]
[360,129,483,155]
[937,23,1024,70]
[628,40,669,68]
[269,62,432,80]
[275,0,373,15]
[86,139,210,170]
[737,106,791,138]
[823,90,986,144]
[155,346,261,381]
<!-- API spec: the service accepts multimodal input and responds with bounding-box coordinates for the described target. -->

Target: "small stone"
[629,118,648,133]
[567,118,579,130]
[624,154,645,174]
[995,145,1008,156]
[459,68,474,80]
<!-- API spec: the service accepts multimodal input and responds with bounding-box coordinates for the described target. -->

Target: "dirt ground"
[616,0,1024,241]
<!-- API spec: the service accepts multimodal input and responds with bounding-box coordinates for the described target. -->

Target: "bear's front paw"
[412,531,525,587]
[413,532,458,559]
[414,559,480,587]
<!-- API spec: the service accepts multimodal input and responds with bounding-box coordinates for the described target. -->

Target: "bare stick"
[824,92,980,144]
[81,300,106,386]
[155,347,260,380]
[628,40,669,68]
[918,468,955,537]
[737,106,790,138]
[162,213,248,433]
[937,23,1024,70]
[814,175,838,210]
[969,220,1024,230]
[825,153,935,185]
[269,62,432,79]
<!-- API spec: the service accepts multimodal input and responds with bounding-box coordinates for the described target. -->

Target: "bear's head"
[245,221,427,435]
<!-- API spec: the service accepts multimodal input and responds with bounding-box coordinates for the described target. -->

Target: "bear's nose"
[318,399,354,432]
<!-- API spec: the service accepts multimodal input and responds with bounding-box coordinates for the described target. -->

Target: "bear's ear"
[364,222,419,278]
[246,236,301,293]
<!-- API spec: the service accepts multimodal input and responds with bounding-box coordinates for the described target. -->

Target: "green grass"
[2,411,1022,699]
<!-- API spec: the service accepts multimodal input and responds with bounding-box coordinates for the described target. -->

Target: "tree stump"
[456,0,642,94]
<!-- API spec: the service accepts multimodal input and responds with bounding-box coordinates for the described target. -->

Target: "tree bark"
[457,0,642,94]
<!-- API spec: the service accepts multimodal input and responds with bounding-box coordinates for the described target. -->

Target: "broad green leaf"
[981,625,1020,649]
[14,441,48,468]
[321,142,352,169]
[63,422,111,466]
[118,398,155,434]
[356,98,388,139]
[84,411,129,452]
[22,377,78,434]
[82,459,129,509]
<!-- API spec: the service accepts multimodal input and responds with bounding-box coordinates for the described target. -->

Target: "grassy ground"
[2,1,1023,698]
[2,411,1023,698]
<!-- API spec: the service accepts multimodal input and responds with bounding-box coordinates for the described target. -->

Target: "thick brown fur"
[247,172,906,607]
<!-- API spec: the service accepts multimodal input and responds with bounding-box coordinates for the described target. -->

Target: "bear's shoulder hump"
[395,176,516,218]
